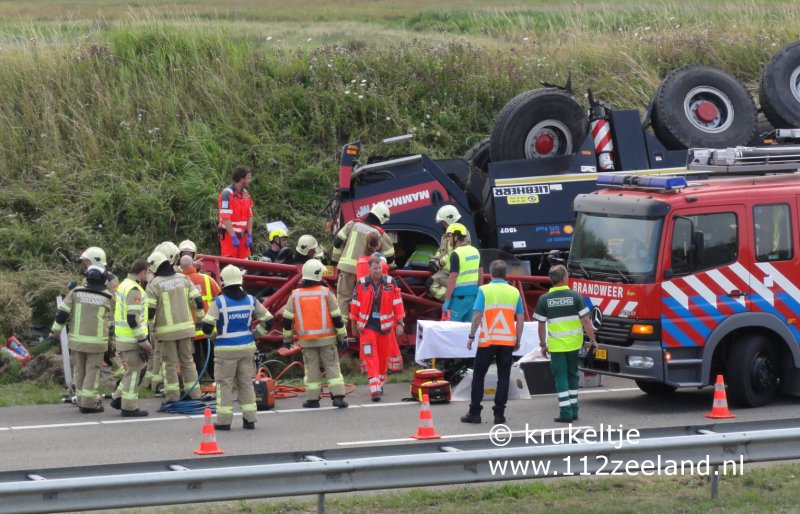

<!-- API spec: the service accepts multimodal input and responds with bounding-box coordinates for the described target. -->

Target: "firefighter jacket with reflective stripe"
[432,232,470,271]
[452,245,481,296]
[203,294,272,358]
[283,285,342,348]
[351,276,405,334]
[477,281,521,348]
[217,183,253,233]
[185,268,220,338]
[146,274,203,341]
[533,286,589,352]
[51,287,113,353]
[333,219,394,274]
[114,276,149,351]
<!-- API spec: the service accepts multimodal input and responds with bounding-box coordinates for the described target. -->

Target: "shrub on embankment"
[0,4,797,331]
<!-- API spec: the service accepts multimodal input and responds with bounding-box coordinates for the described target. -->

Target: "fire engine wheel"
[726,335,779,408]
[759,40,800,129]
[635,380,677,396]
[463,136,491,174]
[651,65,757,150]
[490,88,588,162]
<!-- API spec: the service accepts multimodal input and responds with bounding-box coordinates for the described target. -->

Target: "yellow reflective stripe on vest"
[115,279,148,343]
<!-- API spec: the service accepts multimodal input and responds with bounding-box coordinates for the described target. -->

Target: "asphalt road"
[1,376,798,473]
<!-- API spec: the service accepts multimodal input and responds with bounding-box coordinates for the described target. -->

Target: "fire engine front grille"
[597,317,633,347]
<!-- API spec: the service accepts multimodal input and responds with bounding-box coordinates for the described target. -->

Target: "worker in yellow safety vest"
[442,223,482,322]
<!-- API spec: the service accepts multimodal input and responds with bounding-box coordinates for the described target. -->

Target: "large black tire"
[463,137,491,174]
[726,334,779,407]
[490,88,588,162]
[651,65,757,150]
[635,380,677,396]
[760,40,800,129]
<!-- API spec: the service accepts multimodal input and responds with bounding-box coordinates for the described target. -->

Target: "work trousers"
[161,337,201,402]
[449,294,477,322]
[117,350,146,411]
[469,345,515,416]
[302,345,345,400]
[214,355,257,425]
[193,337,214,379]
[336,271,356,322]
[549,350,580,420]
[72,351,103,409]
[360,329,393,396]
[220,232,250,259]
[143,339,164,389]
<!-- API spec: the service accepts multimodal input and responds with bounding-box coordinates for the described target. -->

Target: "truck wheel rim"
[524,120,572,159]
[683,86,734,133]
[790,66,800,104]
[752,353,776,393]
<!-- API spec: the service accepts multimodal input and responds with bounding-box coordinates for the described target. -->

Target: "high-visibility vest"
[291,286,336,341]
[453,245,480,295]
[189,272,215,338]
[477,281,520,347]
[213,294,258,352]
[114,278,149,345]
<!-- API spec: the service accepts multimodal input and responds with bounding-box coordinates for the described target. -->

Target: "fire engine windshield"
[569,213,663,282]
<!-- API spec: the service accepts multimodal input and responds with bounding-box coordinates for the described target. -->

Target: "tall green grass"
[0,3,798,329]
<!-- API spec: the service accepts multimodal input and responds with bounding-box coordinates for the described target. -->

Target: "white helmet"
[155,241,179,265]
[178,239,197,254]
[370,202,390,224]
[80,247,107,267]
[220,265,244,287]
[435,205,461,224]
[147,251,169,273]
[296,234,318,256]
[301,259,325,282]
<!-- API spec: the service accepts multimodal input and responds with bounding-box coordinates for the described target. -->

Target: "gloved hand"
[138,339,153,354]
[67,280,77,291]
[231,235,240,248]
[442,299,450,312]
[246,234,253,248]
[195,322,203,332]
[336,331,348,350]
[283,340,293,350]
[428,260,440,273]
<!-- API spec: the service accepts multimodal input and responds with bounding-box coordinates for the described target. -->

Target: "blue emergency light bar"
[596,174,688,190]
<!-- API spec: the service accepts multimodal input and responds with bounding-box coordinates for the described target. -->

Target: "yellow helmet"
[178,239,197,253]
[296,234,318,256]
[80,247,107,267]
[301,259,325,282]
[370,202,391,224]
[147,251,169,273]
[446,223,468,237]
[436,205,461,224]
[269,228,288,242]
[154,241,179,265]
[220,265,244,287]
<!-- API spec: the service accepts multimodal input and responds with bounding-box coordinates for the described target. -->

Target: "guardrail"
[2,420,799,514]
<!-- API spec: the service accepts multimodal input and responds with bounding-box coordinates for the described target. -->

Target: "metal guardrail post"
[317,493,326,514]
[710,465,720,500]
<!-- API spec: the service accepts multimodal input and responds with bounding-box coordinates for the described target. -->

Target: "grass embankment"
[0,1,798,333]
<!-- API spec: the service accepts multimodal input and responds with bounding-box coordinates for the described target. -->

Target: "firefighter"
[292,234,322,265]
[332,202,394,321]
[282,259,349,409]
[355,232,383,280]
[178,239,202,270]
[202,265,273,430]
[141,241,180,391]
[428,205,468,300]
[442,223,482,322]
[78,246,119,292]
[350,254,406,401]
[218,165,254,259]
[534,265,598,423]
[262,228,291,263]
[49,265,114,413]
[180,255,221,379]
[461,260,523,425]
[109,259,152,417]
[145,251,205,404]
[155,241,180,268]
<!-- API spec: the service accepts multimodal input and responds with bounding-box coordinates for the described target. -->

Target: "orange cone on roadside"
[705,375,736,419]
[193,408,224,455]
[410,393,441,440]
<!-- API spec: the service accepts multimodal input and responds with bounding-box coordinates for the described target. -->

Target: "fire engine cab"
[572,145,800,407]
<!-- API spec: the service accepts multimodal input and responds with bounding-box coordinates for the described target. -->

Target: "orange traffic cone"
[705,375,736,419]
[410,393,441,440]
[193,408,224,455]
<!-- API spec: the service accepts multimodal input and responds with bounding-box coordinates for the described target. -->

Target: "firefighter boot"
[303,399,320,409]
[243,420,255,430]
[110,397,122,410]
[122,409,149,417]
[79,405,105,414]
[332,395,349,409]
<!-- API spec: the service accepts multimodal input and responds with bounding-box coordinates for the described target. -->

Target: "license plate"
[594,348,607,360]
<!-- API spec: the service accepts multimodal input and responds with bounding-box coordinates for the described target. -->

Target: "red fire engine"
[572,145,800,407]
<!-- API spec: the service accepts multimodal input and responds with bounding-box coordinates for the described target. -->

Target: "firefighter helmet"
[155,241,179,265]
[178,239,197,254]
[301,259,325,282]
[370,202,391,224]
[296,234,318,256]
[435,205,461,224]
[147,251,169,273]
[269,228,288,242]
[446,223,468,237]
[220,265,244,287]
[80,247,107,267]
